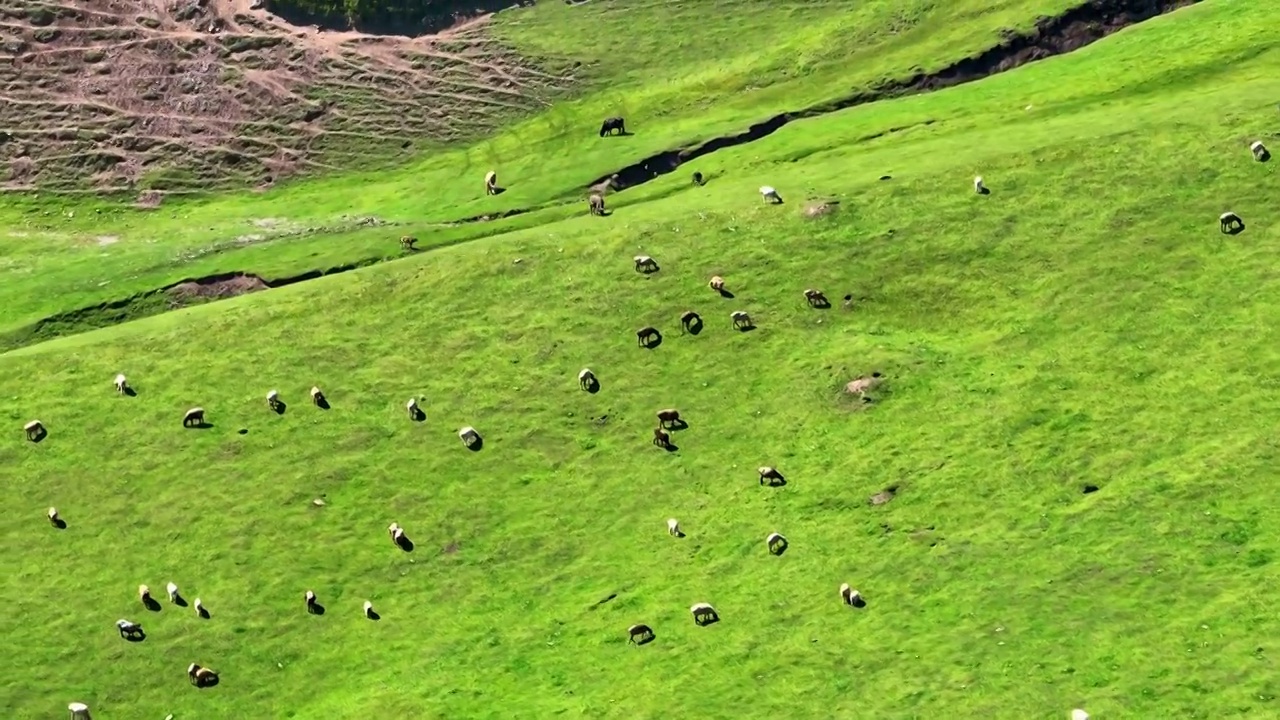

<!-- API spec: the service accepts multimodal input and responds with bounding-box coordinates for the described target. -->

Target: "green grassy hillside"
[4,0,1280,718]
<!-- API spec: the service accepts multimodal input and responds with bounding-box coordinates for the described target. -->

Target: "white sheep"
[458,426,480,447]
[485,170,498,195]
[839,583,865,607]
[115,619,143,639]
[634,255,657,273]
[138,584,152,605]
[578,368,596,389]
[24,419,44,441]
[708,275,726,292]
[305,590,318,611]
[182,407,204,428]
[759,186,781,204]
[363,600,376,619]
[765,532,787,555]
[1071,711,1089,720]
[667,518,681,537]
[388,522,400,539]
[406,397,419,418]
[731,310,752,329]
[68,701,91,719]
[690,602,719,625]
[974,176,987,194]
[1251,140,1269,161]
[194,598,206,616]
[266,390,280,410]
[166,582,180,602]
[310,386,325,406]
[47,506,60,525]
[114,373,128,394]
[1220,211,1244,233]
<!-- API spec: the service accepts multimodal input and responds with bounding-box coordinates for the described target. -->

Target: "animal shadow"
[717,289,735,299]
[195,675,219,688]
[977,187,991,196]
[28,427,47,443]
[684,318,704,335]
[272,400,288,416]
[143,597,162,612]
[124,630,146,643]
[315,397,331,410]
[762,476,787,488]
[366,609,382,621]
[1223,221,1246,236]
[308,602,326,616]
[409,407,425,422]
[639,334,663,349]
[666,419,689,432]
[395,534,415,552]
[695,614,720,627]
[51,517,67,530]
[197,605,211,619]
[490,186,507,195]
[465,437,484,452]
[634,633,655,646]
[123,387,138,397]
[850,596,867,609]
[735,323,757,333]
[769,540,789,556]
[173,594,189,608]
[662,441,680,453]
[190,421,213,430]
[584,378,601,394]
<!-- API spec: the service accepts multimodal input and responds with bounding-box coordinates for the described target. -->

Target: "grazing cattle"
[578,368,596,389]
[310,386,326,406]
[634,255,658,273]
[636,326,660,346]
[765,532,788,555]
[708,275,726,293]
[114,374,129,394]
[47,507,60,525]
[182,408,204,428]
[680,310,700,333]
[1251,141,1269,161]
[758,466,784,486]
[667,518,682,537]
[691,171,704,186]
[730,310,753,329]
[188,663,218,687]
[458,426,481,447]
[804,289,829,307]
[1220,211,1244,234]
[840,583,865,608]
[485,170,498,195]
[974,176,987,194]
[628,623,654,644]
[589,193,606,216]
[24,419,44,441]
[400,235,417,251]
[653,426,671,448]
[690,602,719,626]
[599,116,626,137]
[656,408,680,428]
[116,619,143,639]
[266,390,281,411]
[759,186,782,204]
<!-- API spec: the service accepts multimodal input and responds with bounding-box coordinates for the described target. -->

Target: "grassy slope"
[4,1,1280,718]
[0,0,1089,340]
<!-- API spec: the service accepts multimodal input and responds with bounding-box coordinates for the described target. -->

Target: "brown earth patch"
[869,485,898,506]
[167,272,268,301]
[0,0,573,192]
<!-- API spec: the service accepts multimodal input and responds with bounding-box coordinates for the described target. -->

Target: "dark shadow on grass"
[315,397,331,410]
[694,614,720,627]
[197,606,211,619]
[639,333,663,350]
[308,602,326,616]
[143,597,162,612]
[684,317,704,335]
[977,187,991,196]
[1222,222,1246,236]
[395,534,415,552]
[665,419,689,432]
[187,422,213,430]
[366,610,381,621]
[769,540,789,556]
[490,186,507,195]
[123,630,146,642]
[273,400,287,415]
[409,407,425,422]
[465,437,484,452]
[761,476,787,488]
[717,289,735,299]
[634,633,655,646]
[194,674,219,688]
[173,594,188,608]
[662,442,679,453]
[735,324,757,332]
[850,596,867,609]
[51,518,67,530]
[27,427,47,443]
[584,378,600,394]
[123,387,138,397]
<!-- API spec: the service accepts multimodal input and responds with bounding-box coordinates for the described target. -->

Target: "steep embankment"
[0,0,570,193]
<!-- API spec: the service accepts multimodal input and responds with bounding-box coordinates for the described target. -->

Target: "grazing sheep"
[182,408,204,428]
[804,289,829,307]
[188,663,218,687]
[363,600,377,619]
[406,397,419,418]
[400,235,417,251]
[391,526,406,546]
[1220,211,1244,234]
[839,583,865,608]
[266,390,281,411]
[599,116,626,137]
[690,602,719,626]
[636,326,660,346]
[656,408,681,428]
[578,368,596,389]
[388,522,400,540]
[758,466,784,486]
[166,582,180,602]
[305,590,319,613]
[765,532,788,555]
[974,176,987,194]
[691,171,704,186]
[1252,141,1270,161]
[114,374,129,394]
[845,372,884,398]
[667,518,681,537]
[310,386,326,406]
[679,310,700,333]
[653,426,671,448]
[634,255,658,273]
[730,310,753,329]
[760,186,782,204]
[589,193,606,216]
[47,506,60,525]
[458,426,481,447]
[69,701,91,719]
[1071,710,1089,720]
[194,598,206,617]
[139,584,152,605]
[116,619,143,639]
[24,419,44,441]
[628,623,654,644]
[485,170,498,195]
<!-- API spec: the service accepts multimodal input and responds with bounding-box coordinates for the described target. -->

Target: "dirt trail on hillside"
[0,0,572,193]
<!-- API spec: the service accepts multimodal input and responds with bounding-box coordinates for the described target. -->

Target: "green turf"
[4,0,1280,718]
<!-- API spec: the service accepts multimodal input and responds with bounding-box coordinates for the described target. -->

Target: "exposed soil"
[869,486,898,506]
[588,0,1202,192]
[0,0,573,192]
[167,272,268,300]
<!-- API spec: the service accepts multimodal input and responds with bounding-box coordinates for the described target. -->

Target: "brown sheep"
[24,419,45,441]
[656,408,681,428]
[636,326,661,347]
[680,310,701,333]
[804,289,829,307]
[653,427,671,448]
[400,235,417,251]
